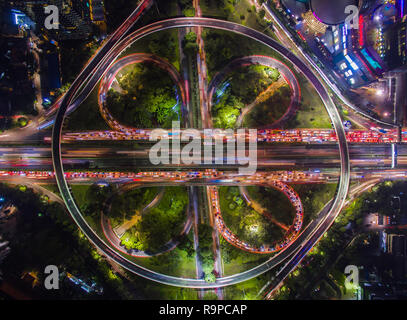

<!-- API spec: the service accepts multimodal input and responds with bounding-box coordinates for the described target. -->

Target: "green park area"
[197,223,217,283]
[201,0,272,34]
[285,73,332,129]
[243,84,292,128]
[220,236,270,276]
[118,187,188,252]
[203,30,285,79]
[84,184,193,275]
[178,0,195,17]
[106,63,181,129]
[246,186,296,226]
[68,183,197,278]
[292,183,337,224]
[211,65,286,129]
[134,232,197,279]
[219,186,285,248]
[64,87,110,131]
[205,29,331,130]
[107,187,160,228]
[119,29,180,71]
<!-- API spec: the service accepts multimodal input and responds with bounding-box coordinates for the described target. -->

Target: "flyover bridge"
[61,128,404,144]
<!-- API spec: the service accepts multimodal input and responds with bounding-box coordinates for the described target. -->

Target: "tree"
[183,32,199,55]
[106,63,178,128]
[177,236,195,257]
[205,272,216,283]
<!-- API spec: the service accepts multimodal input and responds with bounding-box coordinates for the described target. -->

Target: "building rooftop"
[281,0,308,17]
[310,0,361,25]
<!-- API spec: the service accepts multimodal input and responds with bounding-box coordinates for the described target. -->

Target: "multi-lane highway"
[1,143,404,171]
[60,127,402,144]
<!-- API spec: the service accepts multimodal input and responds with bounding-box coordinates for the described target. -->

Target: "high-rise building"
[384,17,407,70]
[89,0,106,33]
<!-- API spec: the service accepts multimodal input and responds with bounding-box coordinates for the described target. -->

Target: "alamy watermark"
[345,5,360,30]
[44,265,59,290]
[344,265,359,287]
[149,121,258,175]
[44,5,59,30]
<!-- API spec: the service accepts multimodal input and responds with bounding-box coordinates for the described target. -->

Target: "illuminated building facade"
[10,0,92,40]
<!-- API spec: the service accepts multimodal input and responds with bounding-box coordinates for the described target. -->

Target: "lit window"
[344,70,353,77]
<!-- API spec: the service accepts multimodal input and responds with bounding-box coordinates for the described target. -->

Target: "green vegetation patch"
[198,224,216,283]
[120,29,180,71]
[246,186,296,226]
[219,186,284,247]
[292,183,337,224]
[201,0,270,34]
[229,65,280,105]
[79,183,112,221]
[212,65,283,129]
[179,0,195,17]
[285,73,331,129]
[106,63,180,128]
[65,86,109,131]
[107,187,159,228]
[243,85,292,128]
[220,237,270,276]
[122,187,189,252]
[212,94,243,129]
[203,29,286,79]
